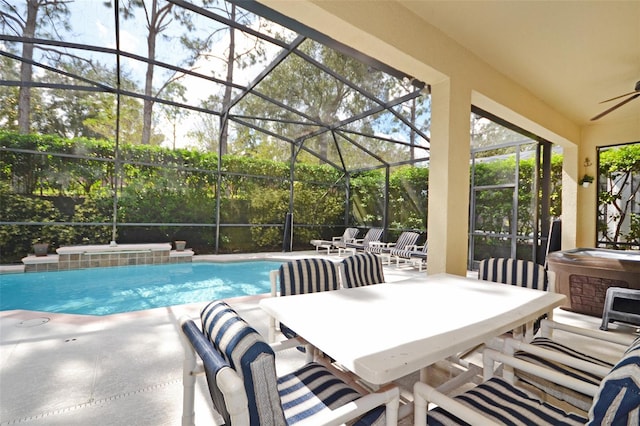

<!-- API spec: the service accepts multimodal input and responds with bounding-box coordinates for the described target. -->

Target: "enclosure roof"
[0,0,430,174]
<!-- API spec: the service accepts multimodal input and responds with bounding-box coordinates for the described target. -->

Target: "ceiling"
[398,0,640,126]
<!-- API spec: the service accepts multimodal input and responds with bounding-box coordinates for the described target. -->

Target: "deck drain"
[16,317,50,327]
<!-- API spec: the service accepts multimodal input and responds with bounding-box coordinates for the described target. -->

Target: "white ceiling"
[398,0,640,126]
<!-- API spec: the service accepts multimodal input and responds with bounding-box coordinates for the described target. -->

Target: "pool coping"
[0,250,323,274]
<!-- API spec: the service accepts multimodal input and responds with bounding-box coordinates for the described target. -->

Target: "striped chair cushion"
[588,335,640,425]
[278,362,386,426]
[390,243,427,260]
[201,300,286,425]
[333,227,359,248]
[279,259,340,339]
[279,258,340,296]
[427,377,587,425]
[342,252,385,288]
[346,228,383,250]
[479,257,548,291]
[515,337,615,411]
[366,231,419,254]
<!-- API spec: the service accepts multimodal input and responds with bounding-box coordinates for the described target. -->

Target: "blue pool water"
[0,261,282,316]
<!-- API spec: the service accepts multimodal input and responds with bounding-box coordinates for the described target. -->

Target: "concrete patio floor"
[1,251,637,425]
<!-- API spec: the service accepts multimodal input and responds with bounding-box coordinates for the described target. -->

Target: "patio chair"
[414,335,640,426]
[478,257,549,291]
[478,257,551,338]
[341,252,386,288]
[179,300,400,426]
[310,227,359,254]
[390,242,427,270]
[365,231,420,265]
[340,227,384,256]
[268,258,341,343]
[508,319,633,412]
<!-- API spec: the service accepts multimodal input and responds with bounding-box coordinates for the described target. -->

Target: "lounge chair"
[268,258,341,343]
[414,335,640,425]
[310,227,359,254]
[390,242,427,270]
[339,227,384,256]
[341,252,385,288]
[365,231,419,265]
[179,300,400,426]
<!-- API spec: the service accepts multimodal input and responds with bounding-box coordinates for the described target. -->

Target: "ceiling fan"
[590,80,640,121]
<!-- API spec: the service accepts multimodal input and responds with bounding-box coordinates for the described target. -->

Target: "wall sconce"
[580,158,594,188]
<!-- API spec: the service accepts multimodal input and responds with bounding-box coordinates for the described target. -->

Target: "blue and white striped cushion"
[347,228,383,250]
[588,336,640,425]
[427,377,587,425]
[332,227,359,248]
[279,258,340,296]
[342,252,385,288]
[201,300,286,425]
[279,259,340,339]
[366,231,420,254]
[278,362,386,426]
[390,243,427,260]
[515,337,615,411]
[479,258,548,291]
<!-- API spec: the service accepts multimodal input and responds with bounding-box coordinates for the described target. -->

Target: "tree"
[234,40,404,165]
[110,0,224,146]
[598,143,640,247]
[159,80,188,149]
[0,0,72,133]
[0,50,20,130]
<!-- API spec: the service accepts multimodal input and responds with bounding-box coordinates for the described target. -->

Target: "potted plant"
[32,239,49,257]
[174,240,187,251]
[580,174,594,187]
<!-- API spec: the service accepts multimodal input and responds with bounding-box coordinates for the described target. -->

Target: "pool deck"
[1,251,638,425]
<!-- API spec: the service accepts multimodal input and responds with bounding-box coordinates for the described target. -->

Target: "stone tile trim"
[22,244,192,272]
[569,274,629,316]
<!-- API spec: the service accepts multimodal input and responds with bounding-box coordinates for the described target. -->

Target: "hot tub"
[546,248,640,316]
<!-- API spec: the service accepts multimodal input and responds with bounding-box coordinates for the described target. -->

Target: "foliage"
[597,143,640,247]
[0,132,566,263]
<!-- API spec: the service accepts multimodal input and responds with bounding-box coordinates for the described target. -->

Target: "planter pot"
[33,243,49,257]
[174,240,187,251]
[582,182,591,188]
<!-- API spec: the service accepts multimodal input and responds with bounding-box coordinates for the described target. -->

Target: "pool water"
[0,261,282,316]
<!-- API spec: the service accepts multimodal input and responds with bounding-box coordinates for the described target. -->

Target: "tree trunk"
[219,4,236,156]
[141,0,162,145]
[18,0,39,134]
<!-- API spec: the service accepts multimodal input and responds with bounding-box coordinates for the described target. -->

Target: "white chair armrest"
[540,319,635,346]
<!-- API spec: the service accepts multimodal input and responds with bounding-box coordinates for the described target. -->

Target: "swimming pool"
[0,261,282,316]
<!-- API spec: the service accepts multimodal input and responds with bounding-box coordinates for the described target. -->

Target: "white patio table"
[260,273,566,386]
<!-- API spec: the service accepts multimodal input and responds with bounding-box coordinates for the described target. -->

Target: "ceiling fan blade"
[599,90,640,103]
[591,93,640,121]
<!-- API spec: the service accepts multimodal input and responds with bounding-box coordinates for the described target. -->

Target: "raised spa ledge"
[22,243,192,272]
[56,243,171,255]
[547,248,640,317]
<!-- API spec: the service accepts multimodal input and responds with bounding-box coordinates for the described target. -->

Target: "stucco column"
[427,79,472,276]
[561,145,580,249]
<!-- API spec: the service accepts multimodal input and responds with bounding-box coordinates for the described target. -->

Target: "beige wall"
[260,0,640,272]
